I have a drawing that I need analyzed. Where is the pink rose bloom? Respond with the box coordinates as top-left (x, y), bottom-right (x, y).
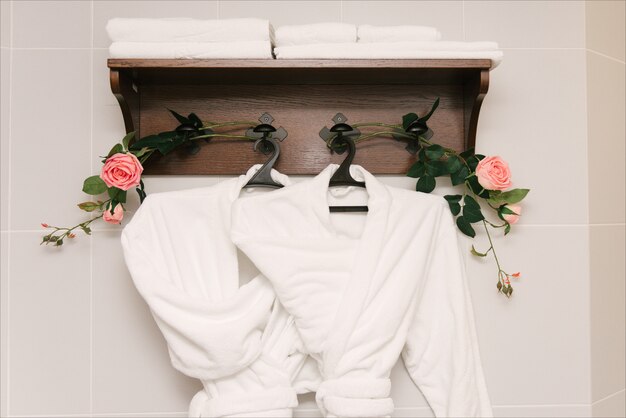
top-left (503, 204), bottom-right (521, 224)
top-left (475, 156), bottom-right (512, 191)
top-left (103, 204), bottom-right (124, 224)
top-left (100, 153), bottom-right (143, 191)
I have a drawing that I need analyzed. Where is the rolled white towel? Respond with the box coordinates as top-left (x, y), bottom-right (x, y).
top-left (358, 24), bottom-right (442, 42)
top-left (109, 41), bottom-right (273, 59)
top-left (274, 42), bottom-right (503, 68)
top-left (274, 22), bottom-right (356, 47)
top-left (106, 18), bottom-right (273, 43)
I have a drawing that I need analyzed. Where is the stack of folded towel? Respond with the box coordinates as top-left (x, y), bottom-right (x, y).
top-left (107, 18), bottom-right (274, 59)
top-left (273, 23), bottom-right (502, 67)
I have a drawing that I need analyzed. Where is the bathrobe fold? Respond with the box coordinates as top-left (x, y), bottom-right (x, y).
top-left (121, 166), bottom-right (319, 418)
top-left (231, 165), bottom-right (493, 418)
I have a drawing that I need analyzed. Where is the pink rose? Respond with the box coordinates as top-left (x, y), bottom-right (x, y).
top-left (475, 156), bottom-right (512, 191)
top-left (100, 153), bottom-right (143, 191)
top-left (503, 204), bottom-right (521, 224)
top-left (103, 203), bottom-right (124, 224)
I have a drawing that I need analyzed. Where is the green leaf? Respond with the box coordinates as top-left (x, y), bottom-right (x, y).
top-left (445, 194), bottom-right (463, 215)
top-left (77, 201), bottom-right (100, 212)
top-left (425, 144), bottom-right (444, 160)
top-left (425, 160), bottom-right (448, 177)
top-left (156, 136), bottom-right (184, 155)
top-left (444, 194), bottom-right (463, 204)
top-left (107, 143), bottom-right (124, 158)
top-left (417, 147), bottom-right (427, 162)
top-left (121, 131), bottom-right (135, 151)
top-left (446, 155), bottom-right (462, 173)
top-left (132, 147), bottom-right (151, 158)
top-left (107, 187), bottom-right (127, 203)
top-left (188, 113), bottom-right (203, 127)
top-left (471, 245), bottom-right (489, 257)
top-left (460, 148), bottom-right (475, 160)
top-left (407, 161), bottom-right (425, 178)
top-left (168, 109), bottom-right (190, 125)
top-left (129, 134), bottom-right (166, 150)
top-left (467, 154), bottom-right (485, 172)
top-left (504, 223), bottom-right (511, 235)
top-left (80, 225), bottom-right (92, 235)
top-left (491, 188), bottom-right (530, 205)
top-left (456, 216), bottom-right (476, 237)
top-left (402, 112), bottom-right (419, 130)
top-left (418, 97), bottom-right (440, 122)
top-left (450, 165), bottom-right (470, 186)
top-left (500, 206), bottom-right (518, 216)
top-left (467, 176), bottom-right (490, 198)
top-left (416, 175), bottom-right (436, 193)
top-left (82, 175), bottom-right (108, 195)
top-left (463, 195), bottom-right (484, 223)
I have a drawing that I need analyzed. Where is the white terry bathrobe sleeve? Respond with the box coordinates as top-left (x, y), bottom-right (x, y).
top-left (230, 165), bottom-right (492, 418)
top-left (121, 171), bottom-right (317, 418)
top-left (402, 208), bottom-right (493, 417)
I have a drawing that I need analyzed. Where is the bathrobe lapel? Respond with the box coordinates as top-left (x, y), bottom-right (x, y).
top-left (311, 166), bottom-right (392, 376)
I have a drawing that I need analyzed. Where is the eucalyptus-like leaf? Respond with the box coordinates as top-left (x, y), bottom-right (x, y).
top-left (77, 201), bottom-right (101, 212)
top-left (456, 216), bottom-right (476, 237)
top-left (121, 132), bottom-right (135, 151)
top-left (451, 165), bottom-right (470, 186)
top-left (463, 195), bottom-right (484, 223)
top-left (425, 160), bottom-right (448, 177)
top-left (407, 161), bottom-right (425, 178)
top-left (425, 144), bottom-right (444, 160)
top-left (402, 113), bottom-right (419, 130)
top-left (445, 195), bottom-right (462, 215)
top-left (82, 175), bottom-right (108, 195)
top-left (416, 175), bottom-right (436, 193)
top-left (418, 97), bottom-right (440, 122)
top-left (107, 187), bottom-right (127, 204)
top-left (446, 155), bottom-right (462, 173)
top-left (490, 188), bottom-right (530, 205)
top-left (471, 245), bottom-right (489, 257)
top-left (168, 109), bottom-right (190, 125)
top-left (107, 143), bottom-right (124, 158)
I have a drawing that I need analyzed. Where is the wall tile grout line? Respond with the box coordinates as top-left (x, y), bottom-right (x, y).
top-left (592, 388), bottom-right (626, 406)
top-left (89, 0), bottom-right (94, 415)
top-left (586, 48), bottom-right (626, 65)
top-left (6, 0), bottom-right (13, 414)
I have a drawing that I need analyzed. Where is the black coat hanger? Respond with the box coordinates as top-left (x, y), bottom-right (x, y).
top-left (325, 114), bottom-right (368, 213)
top-left (243, 114), bottom-right (287, 189)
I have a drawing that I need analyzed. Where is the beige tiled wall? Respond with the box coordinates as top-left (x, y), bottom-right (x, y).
top-left (0, 1), bottom-right (615, 417)
top-left (586, 1), bottom-right (626, 417)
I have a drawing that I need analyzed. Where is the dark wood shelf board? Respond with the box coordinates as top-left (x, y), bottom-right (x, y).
top-left (108, 58), bottom-right (490, 175)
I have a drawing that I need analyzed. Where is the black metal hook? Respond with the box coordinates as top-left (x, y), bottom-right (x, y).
top-left (243, 113), bottom-right (286, 189)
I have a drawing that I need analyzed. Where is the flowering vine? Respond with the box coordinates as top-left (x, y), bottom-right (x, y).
top-left (322, 99), bottom-right (530, 297)
top-left (43, 101), bottom-right (529, 298)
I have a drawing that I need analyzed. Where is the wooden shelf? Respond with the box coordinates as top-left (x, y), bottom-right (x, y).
top-left (108, 58), bottom-right (490, 175)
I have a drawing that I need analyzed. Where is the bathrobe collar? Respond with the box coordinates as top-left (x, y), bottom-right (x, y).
top-left (308, 164), bottom-right (392, 374)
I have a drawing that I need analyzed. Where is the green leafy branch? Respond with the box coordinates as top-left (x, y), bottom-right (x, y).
top-left (321, 98), bottom-right (530, 298)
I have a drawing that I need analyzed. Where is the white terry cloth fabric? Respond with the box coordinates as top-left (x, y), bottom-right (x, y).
top-left (357, 24), bottom-right (441, 42)
top-left (121, 166), bottom-right (321, 418)
top-left (274, 41), bottom-right (503, 68)
top-left (109, 41), bottom-right (273, 59)
top-left (106, 18), bottom-right (273, 43)
top-left (231, 164), bottom-right (493, 418)
top-left (274, 23), bottom-right (357, 47)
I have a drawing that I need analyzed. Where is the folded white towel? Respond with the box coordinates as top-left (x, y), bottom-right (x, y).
top-left (106, 18), bottom-right (273, 43)
top-left (358, 25), bottom-right (442, 42)
top-left (274, 22), bottom-right (356, 47)
top-left (274, 42), bottom-right (503, 68)
top-left (109, 41), bottom-right (273, 59)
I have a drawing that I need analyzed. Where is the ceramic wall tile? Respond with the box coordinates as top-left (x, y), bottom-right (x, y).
top-left (219, 1), bottom-right (341, 27)
top-left (586, 0), bottom-right (626, 62)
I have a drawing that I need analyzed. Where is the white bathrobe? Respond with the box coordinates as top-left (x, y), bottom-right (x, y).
top-left (231, 164), bottom-right (493, 418)
top-left (121, 166), bottom-right (320, 418)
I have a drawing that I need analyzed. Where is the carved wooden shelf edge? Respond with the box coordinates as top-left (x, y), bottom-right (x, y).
top-left (108, 59), bottom-right (491, 175)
